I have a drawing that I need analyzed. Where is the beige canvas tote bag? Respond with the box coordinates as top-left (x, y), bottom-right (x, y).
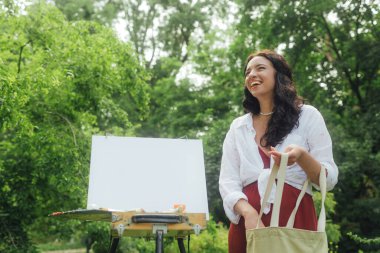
top-left (246, 153), bottom-right (328, 253)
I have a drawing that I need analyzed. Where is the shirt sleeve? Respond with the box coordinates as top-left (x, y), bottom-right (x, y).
top-left (306, 108), bottom-right (339, 191)
top-left (219, 125), bottom-right (247, 224)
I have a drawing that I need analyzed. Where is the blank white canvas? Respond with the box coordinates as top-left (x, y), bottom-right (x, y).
top-left (87, 136), bottom-right (209, 218)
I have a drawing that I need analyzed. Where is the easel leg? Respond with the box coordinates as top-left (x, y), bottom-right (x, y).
top-left (177, 237), bottom-right (186, 253)
top-left (108, 237), bottom-right (120, 253)
top-left (155, 230), bottom-right (164, 253)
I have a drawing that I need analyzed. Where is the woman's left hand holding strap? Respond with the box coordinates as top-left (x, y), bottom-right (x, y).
top-left (269, 145), bottom-right (322, 186)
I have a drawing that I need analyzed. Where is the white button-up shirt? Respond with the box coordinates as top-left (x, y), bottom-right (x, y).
top-left (219, 105), bottom-right (338, 224)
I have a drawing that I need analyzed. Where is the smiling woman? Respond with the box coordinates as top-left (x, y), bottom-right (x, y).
top-left (242, 50), bottom-right (303, 151)
top-left (219, 50), bottom-right (338, 253)
top-left (244, 56), bottom-right (276, 103)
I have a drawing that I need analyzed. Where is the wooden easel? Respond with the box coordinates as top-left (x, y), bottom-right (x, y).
top-left (51, 136), bottom-right (209, 252)
top-left (50, 209), bottom-right (207, 253)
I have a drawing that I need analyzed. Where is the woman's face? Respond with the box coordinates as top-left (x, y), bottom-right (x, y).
top-left (244, 56), bottom-right (276, 99)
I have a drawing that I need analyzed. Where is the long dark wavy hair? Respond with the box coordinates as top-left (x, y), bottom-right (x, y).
top-left (242, 49), bottom-right (304, 148)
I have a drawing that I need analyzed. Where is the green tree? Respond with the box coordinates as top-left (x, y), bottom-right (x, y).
top-left (224, 0), bottom-right (380, 251)
top-left (5, 1), bottom-right (378, 252)
top-left (0, 2), bottom-right (149, 251)
top-left (53, 0), bottom-right (119, 25)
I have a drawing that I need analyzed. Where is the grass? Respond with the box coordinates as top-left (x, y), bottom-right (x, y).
top-left (37, 240), bottom-right (87, 253)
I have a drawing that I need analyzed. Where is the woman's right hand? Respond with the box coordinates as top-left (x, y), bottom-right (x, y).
top-left (234, 199), bottom-right (265, 229)
top-left (243, 209), bottom-right (265, 229)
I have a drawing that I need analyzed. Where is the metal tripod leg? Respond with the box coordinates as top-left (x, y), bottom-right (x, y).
top-left (108, 237), bottom-right (120, 253)
top-left (155, 230), bottom-right (164, 253)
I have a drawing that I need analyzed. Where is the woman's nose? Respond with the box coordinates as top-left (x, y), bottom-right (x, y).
top-left (247, 70), bottom-right (257, 78)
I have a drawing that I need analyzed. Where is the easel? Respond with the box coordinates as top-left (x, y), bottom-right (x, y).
top-left (50, 209), bottom-right (207, 253)
top-left (50, 136), bottom-right (209, 252)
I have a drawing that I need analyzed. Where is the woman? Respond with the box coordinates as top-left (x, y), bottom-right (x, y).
top-left (219, 50), bottom-right (338, 253)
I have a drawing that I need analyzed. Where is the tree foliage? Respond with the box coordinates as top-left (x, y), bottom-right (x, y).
top-left (1, 0), bottom-right (380, 252)
top-left (0, 2), bottom-right (149, 251)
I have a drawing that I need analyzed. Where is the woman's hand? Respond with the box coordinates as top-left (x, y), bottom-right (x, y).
top-left (269, 145), bottom-right (323, 185)
top-left (234, 199), bottom-right (265, 229)
top-left (269, 144), bottom-right (306, 166)
top-left (243, 209), bottom-right (265, 229)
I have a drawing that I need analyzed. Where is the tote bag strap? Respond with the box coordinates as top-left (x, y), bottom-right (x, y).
top-left (270, 153), bottom-right (288, 227)
top-left (285, 166), bottom-right (327, 231)
top-left (286, 179), bottom-right (309, 228)
top-left (317, 166), bottom-right (327, 232)
top-left (257, 153), bottom-right (327, 232)
top-left (256, 153), bottom-right (288, 228)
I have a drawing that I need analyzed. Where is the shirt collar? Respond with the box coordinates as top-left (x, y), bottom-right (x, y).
top-left (234, 113), bottom-right (254, 131)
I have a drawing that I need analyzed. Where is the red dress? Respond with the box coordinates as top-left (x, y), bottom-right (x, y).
top-left (228, 148), bottom-right (317, 253)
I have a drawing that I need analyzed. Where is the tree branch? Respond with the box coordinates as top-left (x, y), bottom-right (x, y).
top-left (354, 0), bottom-right (363, 86)
top-left (320, 14), bottom-right (363, 108)
top-left (180, 26), bottom-right (190, 62)
top-left (141, 4), bottom-right (157, 53)
top-left (17, 40), bottom-right (31, 74)
top-left (47, 111), bottom-right (77, 147)
top-left (1, 219), bottom-right (17, 249)
top-left (122, 1), bottom-right (141, 56)
top-left (147, 32), bottom-right (156, 69)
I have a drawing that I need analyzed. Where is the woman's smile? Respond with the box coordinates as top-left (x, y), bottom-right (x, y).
top-left (248, 81), bottom-right (261, 88)
top-left (244, 56), bottom-right (276, 98)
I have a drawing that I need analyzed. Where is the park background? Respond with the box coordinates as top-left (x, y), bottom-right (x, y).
top-left (1, 0), bottom-right (379, 252)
